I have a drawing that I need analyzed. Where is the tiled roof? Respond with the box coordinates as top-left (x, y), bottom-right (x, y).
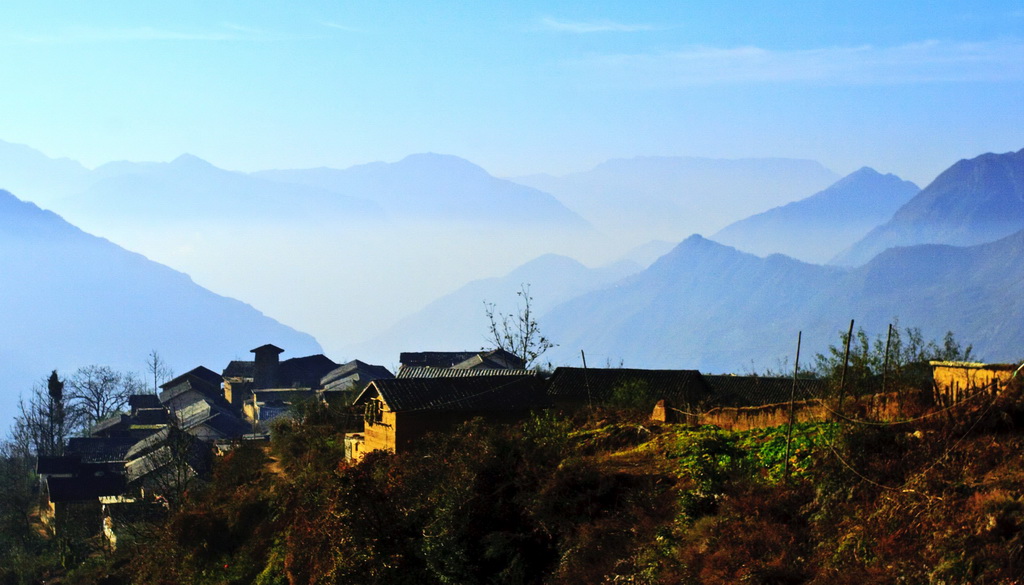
top-left (452, 349), bottom-right (526, 370)
top-left (223, 360), bottom-right (255, 379)
top-left (37, 455), bottom-right (83, 475)
top-left (161, 366), bottom-right (221, 390)
top-left (175, 401), bottom-right (250, 439)
top-left (355, 375), bottom-right (546, 413)
top-left (88, 414), bottom-right (129, 436)
top-left (547, 367), bottom-right (713, 407)
top-left (47, 474), bottom-right (126, 502)
top-left (132, 408), bottom-right (169, 426)
top-left (398, 367), bottom-right (536, 379)
top-left (321, 360), bottom-right (394, 388)
top-left (703, 375), bottom-right (830, 407)
top-left (129, 394), bottom-right (161, 412)
top-left (279, 354), bottom-right (339, 388)
top-left (65, 437), bottom-right (138, 462)
top-left (159, 377), bottom-right (224, 407)
top-left (399, 351), bottom-right (479, 369)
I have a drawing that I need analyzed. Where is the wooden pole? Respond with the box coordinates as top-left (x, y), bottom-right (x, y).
top-left (837, 319), bottom-right (854, 415)
top-left (882, 323), bottom-right (893, 394)
top-left (784, 331), bottom-right (802, 483)
top-left (581, 350), bottom-right (593, 409)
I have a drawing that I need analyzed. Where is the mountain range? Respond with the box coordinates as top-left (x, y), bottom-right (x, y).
top-left (350, 253), bottom-right (642, 366)
top-left (0, 189), bottom-right (321, 420)
top-left (3, 139), bottom-right (1023, 418)
top-left (711, 167), bottom-right (920, 264)
top-left (513, 156), bottom-right (839, 244)
top-left (833, 148), bottom-right (1024, 266)
top-left (255, 153), bottom-right (589, 227)
top-left (540, 148), bottom-right (1024, 370)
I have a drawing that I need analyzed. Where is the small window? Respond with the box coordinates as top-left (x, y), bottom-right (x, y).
top-left (364, 400), bottom-right (382, 425)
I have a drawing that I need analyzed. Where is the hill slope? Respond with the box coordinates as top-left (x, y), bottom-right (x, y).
top-left (0, 189), bottom-right (322, 422)
top-left (350, 253), bottom-right (640, 365)
top-left (712, 168), bottom-right (919, 263)
top-left (833, 148), bottom-right (1024, 266)
top-left (513, 156), bottom-right (839, 243)
top-left (542, 231), bottom-right (1024, 371)
top-left (255, 153), bottom-right (589, 227)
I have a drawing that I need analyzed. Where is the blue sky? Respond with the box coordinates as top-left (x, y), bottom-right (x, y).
top-left (0, 1), bottom-right (1022, 185)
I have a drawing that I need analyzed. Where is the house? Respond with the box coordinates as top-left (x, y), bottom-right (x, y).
top-left (349, 374), bottom-right (545, 461)
top-left (65, 436), bottom-right (139, 464)
top-left (397, 367), bottom-right (534, 379)
top-left (929, 361), bottom-right (1021, 405)
top-left (159, 366), bottom-right (225, 413)
top-left (86, 394), bottom-right (171, 439)
top-left (546, 367), bottom-right (713, 412)
top-left (37, 455), bottom-right (126, 537)
top-left (320, 360), bottom-right (395, 395)
top-left (172, 400), bottom-right (251, 442)
top-left (123, 427), bottom-right (214, 500)
top-left (222, 344), bottom-right (339, 415)
top-left (398, 349), bottom-right (527, 372)
top-left (702, 375), bottom-right (830, 408)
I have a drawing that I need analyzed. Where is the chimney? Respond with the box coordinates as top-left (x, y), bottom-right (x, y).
top-left (251, 344), bottom-right (284, 389)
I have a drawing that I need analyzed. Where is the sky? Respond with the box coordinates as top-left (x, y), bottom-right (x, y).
top-left (0, 1), bottom-right (1022, 186)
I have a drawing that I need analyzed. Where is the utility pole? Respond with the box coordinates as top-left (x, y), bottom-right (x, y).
top-left (837, 319), bottom-right (854, 415)
top-left (581, 350), bottom-right (592, 409)
top-left (783, 331), bottom-right (802, 483)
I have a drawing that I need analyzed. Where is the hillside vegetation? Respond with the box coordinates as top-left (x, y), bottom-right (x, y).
top-left (31, 380), bottom-right (1024, 585)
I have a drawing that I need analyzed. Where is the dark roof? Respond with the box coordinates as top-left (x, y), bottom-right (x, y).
top-left (160, 366), bottom-right (221, 390)
top-left (321, 360), bottom-right (395, 388)
top-left (452, 349), bottom-right (527, 370)
top-left (66, 437), bottom-right (139, 462)
top-left (703, 375), bottom-right (830, 407)
top-left (547, 367), bottom-right (713, 407)
top-left (47, 475), bottom-right (126, 502)
top-left (175, 401), bottom-right (251, 439)
top-left (223, 360), bottom-right (255, 379)
top-left (200, 411), bottom-right (252, 438)
top-left (132, 408), bottom-right (169, 426)
top-left (251, 344), bottom-right (285, 355)
top-left (278, 354), bottom-right (339, 388)
top-left (399, 351), bottom-right (480, 369)
top-left (159, 377), bottom-right (224, 407)
top-left (125, 433), bottom-right (213, 486)
top-left (129, 394), bottom-right (161, 412)
top-left (88, 414), bottom-right (129, 437)
top-left (398, 367), bottom-right (536, 379)
top-left (37, 455), bottom-right (83, 475)
top-left (354, 376), bottom-right (546, 413)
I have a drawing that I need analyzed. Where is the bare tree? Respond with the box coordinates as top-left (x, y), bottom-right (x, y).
top-left (483, 283), bottom-right (555, 369)
top-left (11, 372), bottom-right (73, 456)
top-left (66, 366), bottom-right (144, 432)
top-left (145, 350), bottom-right (174, 394)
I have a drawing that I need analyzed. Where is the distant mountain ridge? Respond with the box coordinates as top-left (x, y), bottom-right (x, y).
top-left (255, 153), bottom-right (589, 227)
top-left (512, 156), bottom-right (839, 244)
top-left (350, 253), bottom-right (640, 365)
top-left (712, 168), bottom-right (920, 263)
top-left (542, 229), bottom-right (1024, 372)
top-left (0, 189), bottom-right (322, 424)
top-left (832, 148), bottom-right (1024, 266)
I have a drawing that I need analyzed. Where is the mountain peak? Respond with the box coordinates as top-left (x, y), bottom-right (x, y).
top-left (169, 153), bottom-right (216, 170)
top-left (395, 153), bottom-right (489, 177)
top-left (832, 147), bottom-right (1024, 266)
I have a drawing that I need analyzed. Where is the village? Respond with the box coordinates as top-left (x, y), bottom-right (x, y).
top-left (33, 340), bottom-right (1021, 552)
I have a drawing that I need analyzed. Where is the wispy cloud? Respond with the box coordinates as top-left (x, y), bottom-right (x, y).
top-left (570, 39), bottom-right (1024, 85)
top-left (3, 24), bottom-right (292, 44)
top-left (322, 21), bottom-right (363, 33)
top-left (539, 16), bottom-right (662, 34)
